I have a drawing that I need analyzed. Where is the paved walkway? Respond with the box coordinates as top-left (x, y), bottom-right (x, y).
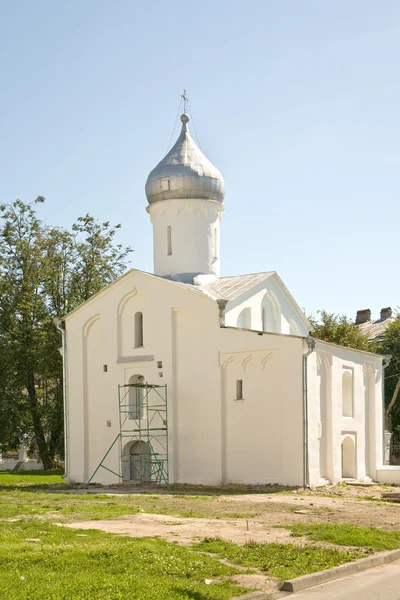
top-left (291, 559), bottom-right (400, 599)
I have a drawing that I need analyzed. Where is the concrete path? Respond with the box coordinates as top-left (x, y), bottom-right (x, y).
top-left (291, 559), bottom-right (400, 599)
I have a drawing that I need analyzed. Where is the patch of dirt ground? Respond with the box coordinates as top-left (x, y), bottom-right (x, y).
top-left (230, 573), bottom-right (276, 595)
top-left (60, 483), bottom-right (400, 530)
top-left (64, 512), bottom-right (295, 545)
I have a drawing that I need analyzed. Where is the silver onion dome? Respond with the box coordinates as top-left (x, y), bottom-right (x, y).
top-left (145, 114), bottom-right (225, 204)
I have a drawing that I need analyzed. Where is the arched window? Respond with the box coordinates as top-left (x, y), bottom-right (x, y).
top-left (261, 293), bottom-right (280, 333)
top-left (289, 319), bottom-right (300, 336)
top-left (237, 307), bottom-right (251, 329)
top-left (128, 375), bottom-right (146, 420)
top-left (213, 228), bottom-right (218, 259)
top-left (342, 370), bottom-right (353, 417)
top-left (134, 312), bottom-right (143, 348)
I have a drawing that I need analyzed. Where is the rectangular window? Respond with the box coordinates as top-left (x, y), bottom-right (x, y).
top-left (236, 379), bottom-right (243, 400)
top-left (213, 228), bottom-right (218, 259)
top-left (167, 225), bottom-right (172, 256)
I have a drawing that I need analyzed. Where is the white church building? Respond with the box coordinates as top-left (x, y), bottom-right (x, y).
top-left (62, 108), bottom-right (394, 488)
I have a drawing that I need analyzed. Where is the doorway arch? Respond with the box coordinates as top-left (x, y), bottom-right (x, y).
top-left (341, 436), bottom-right (356, 479)
top-left (122, 440), bottom-right (151, 483)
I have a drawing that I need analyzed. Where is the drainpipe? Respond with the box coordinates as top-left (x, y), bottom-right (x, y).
top-left (54, 317), bottom-right (68, 479)
top-left (382, 355), bottom-right (392, 462)
top-left (217, 299), bottom-right (228, 327)
top-left (303, 337), bottom-right (316, 488)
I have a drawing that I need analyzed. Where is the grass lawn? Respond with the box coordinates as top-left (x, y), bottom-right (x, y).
top-left (288, 523), bottom-right (400, 551)
top-left (193, 538), bottom-right (361, 581)
top-left (0, 473), bottom-right (251, 599)
top-left (0, 520), bottom-right (247, 600)
top-left (0, 471), bottom-right (65, 488)
top-left (0, 472), bottom-right (261, 521)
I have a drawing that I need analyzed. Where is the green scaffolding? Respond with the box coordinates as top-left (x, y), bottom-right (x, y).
top-left (88, 382), bottom-right (168, 485)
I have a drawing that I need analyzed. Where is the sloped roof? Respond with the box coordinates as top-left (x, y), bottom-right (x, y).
top-left (357, 317), bottom-right (395, 342)
top-left (197, 272), bottom-right (275, 301)
top-left (192, 271), bottom-right (310, 331)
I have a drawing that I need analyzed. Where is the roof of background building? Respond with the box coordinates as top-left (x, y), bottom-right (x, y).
top-left (357, 317), bottom-right (395, 342)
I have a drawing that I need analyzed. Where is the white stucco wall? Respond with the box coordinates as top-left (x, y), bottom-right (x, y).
top-left (307, 341), bottom-right (384, 486)
top-left (148, 199), bottom-right (223, 278)
top-left (224, 275), bottom-right (309, 337)
top-left (64, 269), bottom-right (388, 488)
top-left (376, 467), bottom-right (400, 484)
top-left (65, 269), bottom-right (305, 486)
top-left (219, 328), bottom-right (304, 486)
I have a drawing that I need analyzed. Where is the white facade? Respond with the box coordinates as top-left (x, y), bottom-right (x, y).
top-left (64, 269), bottom-right (306, 486)
top-left (307, 342), bottom-right (384, 486)
top-left (63, 268), bottom-right (387, 488)
top-left (62, 107), bottom-right (391, 487)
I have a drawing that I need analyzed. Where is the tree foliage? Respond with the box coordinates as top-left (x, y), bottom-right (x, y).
top-left (0, 198), bottom-right (132, 467)
top-left (375, 315), bottom-right (400, 430)
top-left (309, 310), bottom-right (372, 351)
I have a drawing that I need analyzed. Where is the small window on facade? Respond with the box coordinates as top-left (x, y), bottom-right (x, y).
top-left (134, 312), bottom-right (143, 348)
top-left (236, 379), bottom-right (243, 400)
top-left (167, 225), bottom-right (172, 256)
top-left (213, 228), bottom-right (218, 259)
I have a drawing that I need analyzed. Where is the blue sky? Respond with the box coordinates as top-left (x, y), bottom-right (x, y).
top-left (1, 1), bottom-right (399, 320)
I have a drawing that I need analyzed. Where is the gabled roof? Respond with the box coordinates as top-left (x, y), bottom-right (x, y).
top-left (195, 271), bottom-right (310, 331)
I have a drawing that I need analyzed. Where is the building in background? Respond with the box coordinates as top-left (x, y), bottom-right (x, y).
top-left (355, 307), bottom-right (395, 342)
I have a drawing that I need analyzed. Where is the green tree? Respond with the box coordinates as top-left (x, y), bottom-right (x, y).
top-left (0, 199), bottom-right (132, 467)
top-left (309, 310), bottom-right (372, 351)
top-left (375, 315), bottom-right (400, 431)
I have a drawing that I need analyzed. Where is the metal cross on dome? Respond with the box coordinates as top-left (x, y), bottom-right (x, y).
top-left (181, 89), bottom-right (189, 114)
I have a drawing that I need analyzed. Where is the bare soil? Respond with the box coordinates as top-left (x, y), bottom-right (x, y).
top-left (63, 483), bottom-right (400, 531)
top-left (64, 512), bottom-right (295, 545)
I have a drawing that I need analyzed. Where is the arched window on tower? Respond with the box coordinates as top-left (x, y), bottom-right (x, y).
top-left (134, 312), bottom-right (144, 348)
top-left (167, 226), bottom-right (172, 256)
top-left (213, 228), bottom-right (218, 259)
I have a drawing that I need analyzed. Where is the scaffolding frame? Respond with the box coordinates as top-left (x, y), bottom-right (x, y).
top-left (88, 382), bottom-right (168, 485)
